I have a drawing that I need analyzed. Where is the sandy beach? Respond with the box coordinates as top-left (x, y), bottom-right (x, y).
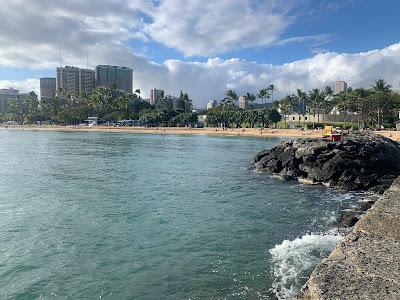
top-left (2, 125), bottom-right (400, 141)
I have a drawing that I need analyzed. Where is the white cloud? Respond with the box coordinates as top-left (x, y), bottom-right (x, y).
top-left (151, 43), bottom-right (400, 106)
top-left (140, 0), bottom-right (296, 56)
top-left (0, 0), bottom-right (302, 69)
top-left (0, 79), bottom-right (40, 95)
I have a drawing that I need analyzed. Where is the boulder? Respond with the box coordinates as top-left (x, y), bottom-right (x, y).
top-left (251, 133), bottom-right (400, 193)
top-left (339, 211), bottom-right (359, 228)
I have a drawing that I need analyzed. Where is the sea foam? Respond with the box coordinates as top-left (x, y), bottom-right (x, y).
top-left (269, 230), bottom-right (343, 300)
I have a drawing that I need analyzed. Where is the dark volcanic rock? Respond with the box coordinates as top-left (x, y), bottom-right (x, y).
top-left (252, 133), bottom-right (400, 193)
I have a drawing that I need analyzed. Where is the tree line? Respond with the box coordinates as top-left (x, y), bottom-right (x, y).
top-left (1, 78), bottom-right (399, 129)
top-left (206, 104), bottom-right (281, 128)
top-left (275, 79), bottom-right (400, 128)
top-left (0, 86), bottom-right (198, 127)
top-left (215, 79), bottom-right (400, 128)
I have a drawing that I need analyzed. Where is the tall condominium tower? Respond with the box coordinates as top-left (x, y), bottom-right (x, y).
top-left (56, 66), bottom-right (95, 97)
top-left (0, 88), bottom-right (19, 113)
top-left (40, 78), bottom-right (56, 99)
top-left (79, 69), bottom-right (96, 94)
top-left (149, 88), bottom-right (164, 105)
top-left (334, 81), bottom-right (348, 95)
top-left (239, 96), bottom-right (248, 109)
top-left (96, 65), bottom-right (133, 93)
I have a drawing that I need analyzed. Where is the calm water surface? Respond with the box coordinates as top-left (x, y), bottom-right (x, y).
top-left (0, 130), bottom-right (365, 299)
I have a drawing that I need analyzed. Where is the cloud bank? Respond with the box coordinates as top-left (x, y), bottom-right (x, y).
top-left (2, 43), bottom-right (400, 107)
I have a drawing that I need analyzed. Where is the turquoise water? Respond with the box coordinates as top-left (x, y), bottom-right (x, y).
top-left (0, 130), bottom-right (365, 299)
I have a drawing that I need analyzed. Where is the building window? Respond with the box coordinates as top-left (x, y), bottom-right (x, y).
top-left (305, 117), bottom-right (308, 120)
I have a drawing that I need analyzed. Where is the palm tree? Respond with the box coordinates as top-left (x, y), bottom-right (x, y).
top-left (135, 89), bottom-right (141, 99)
top-left (372, 79), bottom-right (392, 93)
top-left (296, 89), bottom-right (307, 126)
top-left (225, 89), bottom-right (238, 106)
top-left (308, 89), bottom-right (323, 128)
top-left (371, 79), bottom-right (392, 128)
top-left (281, 95), bottom-right (294, 127)
top-left (244, 92), bottom-right (256, 108)
top-left (349, 88), bottom-right (369, 128)
top-left (324, 86), bottom-right (333, 96)
top-left (333, 91), bottom-right (349, 127)
top-left (257, 88), bottom-right (270, 107)
top-left (183, 93), bottom-right (192, 112)
top-left (267, 84), bottom-right (275, 102)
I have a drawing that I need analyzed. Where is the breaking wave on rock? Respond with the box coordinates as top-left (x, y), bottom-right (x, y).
top-left (269, 230), bottom-right (343, 300)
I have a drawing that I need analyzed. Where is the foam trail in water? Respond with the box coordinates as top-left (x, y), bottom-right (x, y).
top-left (269, 230), bottom-right (343, 300)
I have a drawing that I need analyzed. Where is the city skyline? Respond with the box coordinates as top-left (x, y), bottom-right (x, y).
top-left (0, 1), bottom-right (399, 106)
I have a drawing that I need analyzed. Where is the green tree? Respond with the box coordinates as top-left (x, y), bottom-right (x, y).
top-left (295, 89), bottom-right (307, 126)
top-left (267, 108), bottom-right (281, 126)
top-left (224, 89), bottom-right (238, 106)
top-left (308, 89), bottom-right (324, 128)
top-left (257, 88), bottom-right (270, 107)
top-left (135, 89), bottom-right (141, 99)
top-left (244, 92), bottom-right (256, 108)
top-left (324, 86), bottom-right (333, 96)
top-left (372, 79), bottom-right (392, 93)
top-left (267, 84), bottom-right (275, 102)
top-left (280, 94), bottom-right (295, 127)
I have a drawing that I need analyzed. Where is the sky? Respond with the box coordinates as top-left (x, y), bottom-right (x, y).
top-left (0, 0), bottom-right (399, 107)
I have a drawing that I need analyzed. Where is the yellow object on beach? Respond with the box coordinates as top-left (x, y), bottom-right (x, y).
top-left (323, 126), bottom-right (333, 137)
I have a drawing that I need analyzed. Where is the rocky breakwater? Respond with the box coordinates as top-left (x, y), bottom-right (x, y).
top-left (297, 176), bottom-right (400, 299)
top-left (251, 133), bottom-right (400, 194)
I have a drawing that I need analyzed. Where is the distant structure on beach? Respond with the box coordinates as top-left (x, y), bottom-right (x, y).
top-left (334, 80), bottom-right (348, 95)
top-left (0, 88), bottom-right (35, 113)
top-left (206, 100), bottom-right (217, 110)
top-left (239, 95), bottom-right (248, 109)
top-left (149, 88), bottom-right (164, 105)
top-left (0, 88), bottom-right (19, 113)
top-left (56, 66), bottom-right (95, 97)
top-left (169, 95), bottom-right (180, 111)
top-left (40, 78), bottom-right (56, 99)
top-left (96, 65), bottom-right (133, 93)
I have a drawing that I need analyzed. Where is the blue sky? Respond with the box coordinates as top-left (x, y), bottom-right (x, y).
top-left (127, 0), bottom-right (400, 65)
top-left (0, 0), bottom-right (399, 106)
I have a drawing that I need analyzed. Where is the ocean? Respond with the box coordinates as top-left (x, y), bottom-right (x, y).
top-left (0, 130), bottom-right (366, 299)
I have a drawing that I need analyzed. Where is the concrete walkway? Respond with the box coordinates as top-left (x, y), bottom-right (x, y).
top-left (299, 177), bottom-right (400, 299)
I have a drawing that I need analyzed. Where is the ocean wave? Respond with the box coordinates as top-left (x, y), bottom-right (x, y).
top-left (269, 230), bottom-right (343, 300)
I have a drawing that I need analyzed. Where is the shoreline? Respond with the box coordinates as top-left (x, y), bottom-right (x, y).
top-left (2, 125), bottom-right (400, 141)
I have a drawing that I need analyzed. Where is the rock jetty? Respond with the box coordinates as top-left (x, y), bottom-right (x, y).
top-left (298, 176), bottom-right (400, 299)
top-left (251, 133), bottom-right (400, 193)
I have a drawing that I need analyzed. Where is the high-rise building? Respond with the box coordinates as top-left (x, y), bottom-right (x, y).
top-left (57, 66), bottom-right (79, 97)
top-left (334, 81), bottom-right (348, 95)
top-left (0, 88), bottom-right (19, 113)
top-left (56, 66), bottom-right (95, 97)
top-left (79, 69), bottom-right (96, 94)
top-left (239, 96), bottom-right (247, 109)
top-left (96, 65), bottom-right (133, 93)
top-left (169, 95), bottom-right (180, 111)
top-left (40, 78), bottom-right (56, 99)
top-left (206, 100), bottom-right (217, 110)
top-left (149, 88), bottom-right (164, 105)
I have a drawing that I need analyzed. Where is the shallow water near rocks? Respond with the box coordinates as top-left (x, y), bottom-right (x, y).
top-left (0, 130), bottom-right (366, 299)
